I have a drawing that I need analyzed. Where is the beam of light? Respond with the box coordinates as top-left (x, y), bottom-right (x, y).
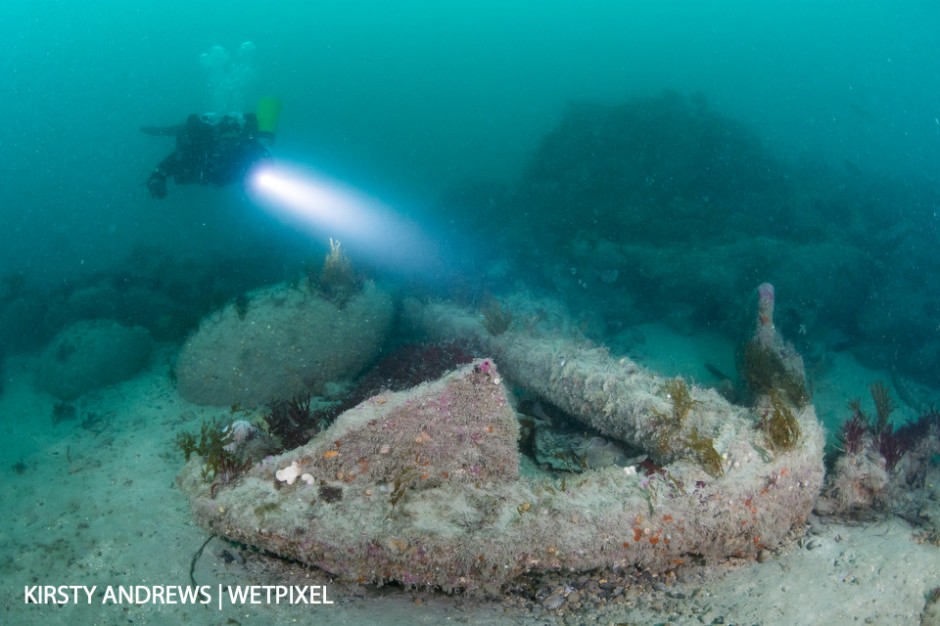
top-left (249, 162), bottom-right (441, 276)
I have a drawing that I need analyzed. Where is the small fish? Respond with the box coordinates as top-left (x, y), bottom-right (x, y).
top-left (704, 362), bottom-right (730, 382)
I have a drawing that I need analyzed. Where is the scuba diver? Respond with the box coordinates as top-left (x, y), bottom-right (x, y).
top-left (142, 97), bottom-right (280, 199)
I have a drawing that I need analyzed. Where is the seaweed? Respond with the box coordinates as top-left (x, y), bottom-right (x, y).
top-left (360, 341), bottom-right (475, 392)
top-left (175, 417), bottom-right (249, 482)
top-left (869, 381), bottom-right (895, 435)
top-left (663, 377), bottom-right (696, 422)
top-left (651, 377), bottom-right (696, 455)
top-left (761, 390), bottom-right (801, 452)
top-left (877, 429), bottom-right (904, 471)
top-left (298, 341), bottom-right (476, 442)
top-left (265, 393), bottom-right (320, 452)
top-left (894, 404), bottom-right (940, 452)
top-left (838, 406), bottom-right (868, 454)
top-left (836, 390), bottom-right (934, 471)
top-left (740, 339), bottom-right (808, 406)
top-left (685, 427), bottom-right (724, 477)
top-left (390, 467), bottom-right (419, 507)
top-left (308, 238), bottom-right (362, 306)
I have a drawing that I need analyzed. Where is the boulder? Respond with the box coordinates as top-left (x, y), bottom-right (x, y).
top-left (35, 319), bottom-right (153, 400)
top-left (175, 281), bottom-right (394, 407)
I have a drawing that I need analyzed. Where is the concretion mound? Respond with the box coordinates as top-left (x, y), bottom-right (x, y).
top-left (35, 319), bottom-right (153, 400)
top-left (178, 301), bottom-right (824, 594)
top-left (175, 281), bottom-right (394, 407)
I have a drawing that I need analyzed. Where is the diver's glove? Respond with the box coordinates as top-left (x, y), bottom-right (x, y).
top-left (146, 171), bottom-right (167, 199)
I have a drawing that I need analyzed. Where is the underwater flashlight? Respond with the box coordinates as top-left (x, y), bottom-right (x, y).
top-left (250, 162), bottom-right (438, 275)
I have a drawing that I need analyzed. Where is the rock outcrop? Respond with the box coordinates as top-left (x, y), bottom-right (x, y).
top-left (175, 281), bottom-right (394, 407)
top-left (35, 319), bottom-right (153, 400)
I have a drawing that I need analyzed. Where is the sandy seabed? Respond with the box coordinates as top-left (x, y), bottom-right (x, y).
top-left (1, 340), bottom-right (937, 626)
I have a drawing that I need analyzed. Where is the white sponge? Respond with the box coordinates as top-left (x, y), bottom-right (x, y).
top-left (275, 461), bottom-right (302, 485)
